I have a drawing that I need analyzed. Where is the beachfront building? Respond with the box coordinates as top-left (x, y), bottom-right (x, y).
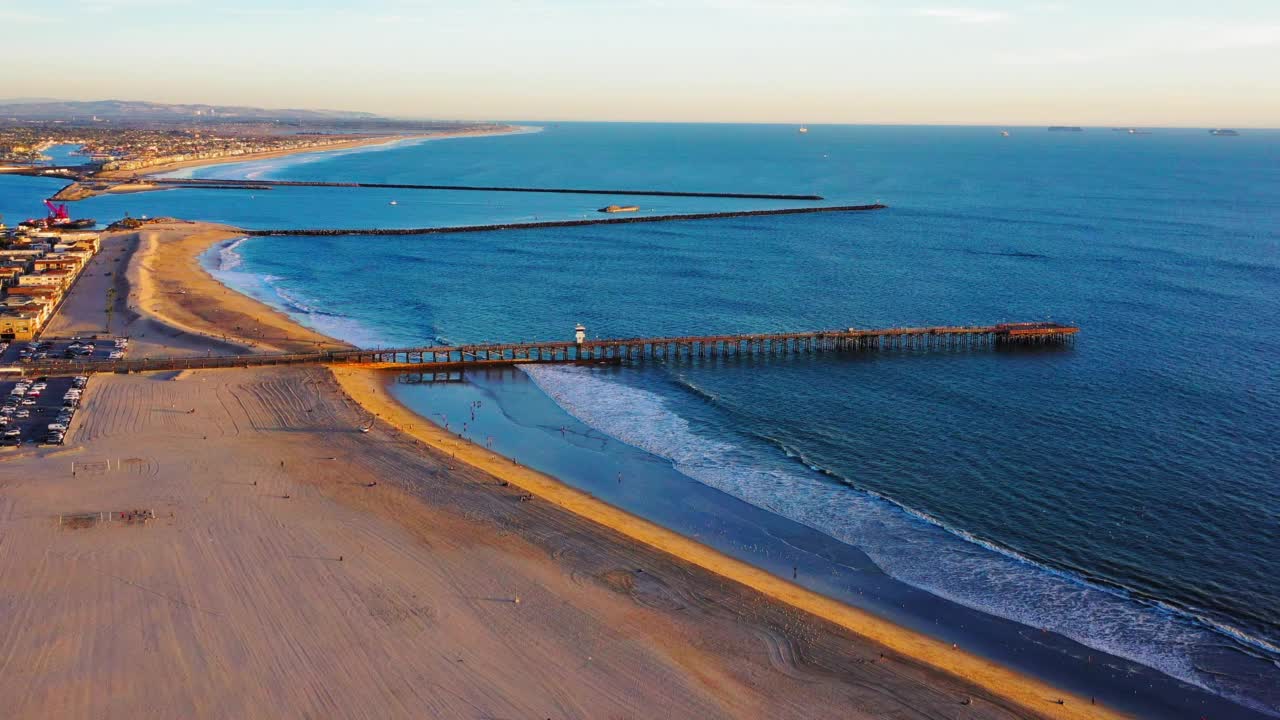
top-left (0, 267), bottom-right (21, 289)
top-left (32, 257), bottom-right (84, 273)
top-left (17, 270), bottom-right (74, 291)
top-left (0, 231), bottom-right (99, 340)
top-left (0, 302), bottom-right (50, 341)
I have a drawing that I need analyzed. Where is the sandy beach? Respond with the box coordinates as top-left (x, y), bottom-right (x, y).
top-left (0, 221), bottom-right (1119, 719)
top-left (45, 127), bottom-right (517, 201)
top-left (89, 127), bottom-right (516, 182)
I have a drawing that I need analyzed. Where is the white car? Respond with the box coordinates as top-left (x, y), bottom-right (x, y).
top-left (109, 352), bottom-right (124, 360)
top-left (47, 423), bottom-right (67, 432)
top-left (15, 409), bottom-right (30, 418)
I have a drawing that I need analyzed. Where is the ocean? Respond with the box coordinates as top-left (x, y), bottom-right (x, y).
top-left (10, 124), bottom-right (1279, 716)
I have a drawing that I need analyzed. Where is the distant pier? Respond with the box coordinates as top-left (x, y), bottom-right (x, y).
top-left (12, 323), bottom-right (1078, 377)
top-left (243, 204), bottom-right (887, 237)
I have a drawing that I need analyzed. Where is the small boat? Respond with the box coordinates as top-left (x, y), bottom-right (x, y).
top-left (599, 205), bottom-right (640, 213)
top-left (798, 126), bottom-right (809, 134)
top-left (388, 200), bottom-right (398, 206)
top-left (1209, 128), bottom-right (1239, 136)
top-left (1000, 130), bottom-right (1010, 137)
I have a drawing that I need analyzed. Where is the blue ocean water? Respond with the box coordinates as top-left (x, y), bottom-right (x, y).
top-left (9, 124), bottom-right (1278, 714)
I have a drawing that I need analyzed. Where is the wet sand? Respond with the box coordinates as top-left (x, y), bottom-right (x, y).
top-left (0, 222), bottom-right (1115, 719)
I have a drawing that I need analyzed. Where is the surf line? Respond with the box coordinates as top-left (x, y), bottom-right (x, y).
top-left (243, 204), bottom-right (888, 237)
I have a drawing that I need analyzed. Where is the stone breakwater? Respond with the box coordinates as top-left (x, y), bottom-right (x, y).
top-left (243, 204), bottom-right (888, 236)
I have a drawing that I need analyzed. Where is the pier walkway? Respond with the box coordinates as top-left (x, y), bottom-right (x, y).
top-left (9, 323), bottom-right (1078, 378)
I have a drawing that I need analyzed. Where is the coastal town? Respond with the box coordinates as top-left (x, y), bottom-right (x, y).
top-left (0, 103), bottom-right (507, 177)
top-left (1, 124), bottom-right (385, 171)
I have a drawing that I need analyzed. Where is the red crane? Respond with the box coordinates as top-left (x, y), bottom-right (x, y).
top-left (44, 200), bottom-right (70, 221)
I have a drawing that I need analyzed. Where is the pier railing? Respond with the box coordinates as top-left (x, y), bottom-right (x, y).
top-left (8, 323), bottom-right (1077, 377)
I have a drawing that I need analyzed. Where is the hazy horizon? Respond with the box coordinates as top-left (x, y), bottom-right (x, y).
top-left (4, 1), bottom-right (1278, 127)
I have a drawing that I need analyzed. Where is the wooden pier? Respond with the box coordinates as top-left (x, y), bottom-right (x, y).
top-left (10, 323), bottom-right (1078, 377)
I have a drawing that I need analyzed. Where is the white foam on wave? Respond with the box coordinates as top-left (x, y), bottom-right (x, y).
top-left (216, 237), bottom-right (248, 272)
top-left (521, 364), bottom-right (1278, 712)
top-left (200, 240), bottom-right (391, 350)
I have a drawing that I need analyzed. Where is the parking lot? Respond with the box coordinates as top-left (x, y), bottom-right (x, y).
top-left (1, 375), bottom-right (88, 447)
top-left (0, 335), bottom-right (130, 365)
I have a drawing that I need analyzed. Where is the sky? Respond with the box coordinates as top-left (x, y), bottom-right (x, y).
top-left (1, 0), bottom-right (1278, 126)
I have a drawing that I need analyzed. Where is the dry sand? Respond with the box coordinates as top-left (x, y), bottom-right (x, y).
top-left (125, 222), bottom-right (351, 355)
top-left (0, 222), bottom-right (1119, 719)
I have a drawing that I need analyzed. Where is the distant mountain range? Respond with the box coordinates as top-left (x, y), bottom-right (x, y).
top-left (0, 99), bottom-right (381, 122)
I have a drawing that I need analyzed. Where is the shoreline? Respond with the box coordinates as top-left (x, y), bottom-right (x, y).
top-left (55, 126), bottom-right (522, 199)
top-left (0, 219), bottom-right (1088, 718)
top-left (122, 220), bottom-right (1118, 718)
top-left (103, 126), bottom-right (520, 179)
top-left (335, 366), bottom-right (1119, 720)
top-left (5, 120), bottom-right (1274, 712)
top-left (120, 222), bottom-right (352, 354)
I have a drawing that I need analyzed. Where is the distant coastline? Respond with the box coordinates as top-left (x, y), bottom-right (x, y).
top-left (51, 125), bottom-right (523, 200)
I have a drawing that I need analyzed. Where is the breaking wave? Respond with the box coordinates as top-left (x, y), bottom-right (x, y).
top-left (522, 363), bottom-right (1280, 716)
top-left (216, 237), bottom-right (248, 272)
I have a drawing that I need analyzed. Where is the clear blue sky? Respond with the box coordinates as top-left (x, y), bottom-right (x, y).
top-left (3, 0), bottom-right (1277, 126)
